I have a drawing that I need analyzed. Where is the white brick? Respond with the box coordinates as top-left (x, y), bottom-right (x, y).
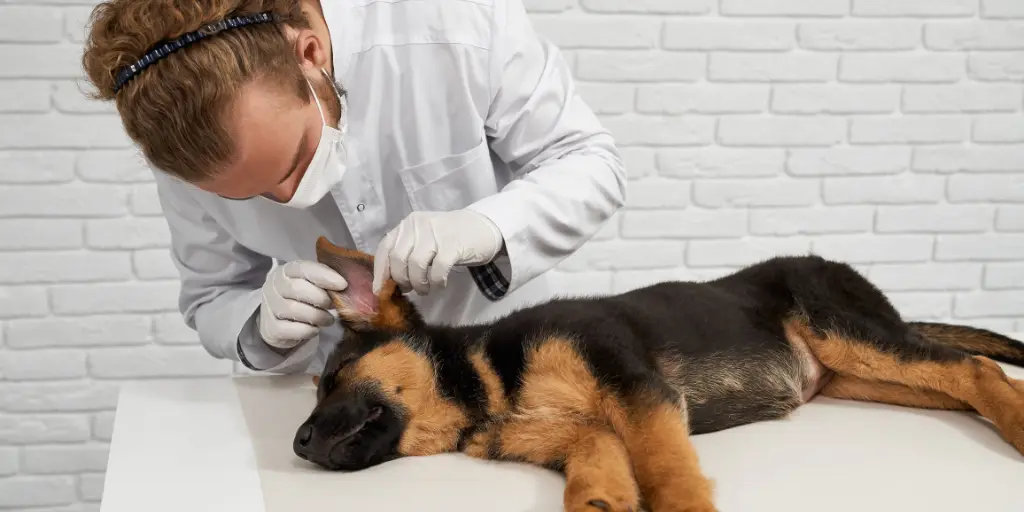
top-left (154, 313), bottom-right (199, 345)
top-left (0, 6), bottom-right (63, 42)
top-left (954, 291), bottom-right (1024, 317)
top-left (0, 286), bottom-right (48, 319)
top-left (718, 116), bottom-right (846, 147)
top-left (664, 21), bottom-right (795, 50)
top-left (559, 241), bottom-right (685, 272)
top-left (876, 205), bottom-right (994, 233)
top-left (996, 207), bottom-right (1024, 231)
top-left (134, 249), bottom-right (180, 280)
top-left (0, 184), bottom-right (128, 217)
top-left (88, 347), bottom-right (232, 378)
top-left (546, 271), bottom-right (613, 297)
top-left (854, 0), bottom-right (976, 17)
top-left (92, 411), bottom-right (116, 441)
top-left (687, 238), bottom-right (811, 267)
top-left (869, 263), bottom-right (983, 291)
top-left (0, 80), bottom-right (51, 112)
top-left (948, 174), bottom-right (1024, 203)
top-left (0, 219), bottom-right (82, 250)
top-left (624, 179), bottom-right (691, 208)
top-left (985, 263), bottom-right (1024, 289)
top-left (0, 476), bottom-right (76, 508)
top-left (580, 0), bottom-right (712, 13)
top-left (824, 174), bottom-right (945, 204)
top-left (0, 350), bottom-right (87, 381)
top-left (841, 53), bottom-right (965, 83)
top-left (80, 473), bottom-right (106, 502)
top-left (50, 281), bottom-right (180, 315)
top-left (619, 148), bottom-right (656, 179)
top-left (659, 148), bottom-right (785, 178)
top-left (576, 52), bottom-right (705, 82)
top-left (54, 81), bottom-right (114, 114)
top-left (613, 267), bottom-right (733, 294)
top-left (592, 213), bottom-right (620, 241)
top-left (64, 6), bottom-right (94, 43)
top-left (721, 0), bottom-right (848, 16)
top-left (0, 150), bottom-right (75, 183)
top-left (850, 116), bottom-right (969, 144)
top-left (974, 115), bottom-right (1024, 142)
top-left (637, 85), bottom-right (769, 114)
top-left (983, 0), bottom-right (1024, 18)
top-left (0, 414), bottom-right (90, 444)
top-left (913, 145), bottom-right (1024, 173)
top-left (24, 444), bottom-right (109, 474)
top-left (85, 218), bottom-right (171, 249)
top-left (693, 179), bottom-right (819, 208)
top-left (935, 234), bottom-right (1024, 260)
top-left (601, 115), bottom-right (715, 146)
top-left (131, 184), bottom-right (165, 215)
top-left (0, 446), bottom-right (17, 476)
top-left (622, 209), bottom-right (748, 239)
top-left (810, 235), bottom-right (934, 263)
top-left (787, 147), bottom-right (910, 176)
top-left (968, 52), bottom-right (1024, 81)
top-left (0, 114), bottom-right (131, 148)
top-left (532, 17), bottom-right (659, 49)
top-left (76, 150), bottom-right (154, 183)
top-left (0, 381), bottom-right (120, 412)
top-left (887, 292), bottom-right (954, 320)
top-left (709, 53), bottom-right (837, 82)
top-left (903, 84), bottom-right (1022, 113)
top-left (750, 206), bottom-right (875, 235)
top-left (0, 45), bottom-right (86, 78)
top-left (798, 21), bottom-right (922, 51)
top-left (925, 22), bottom-right (1024, 50)
top-left (577, 84), bottom-right (635, 115)
top-left (0, 251), bottom-right (131, 284)
top-left (5, 315), bottom-right (152, 348)
top-left (772, 85), bottom-right (900, 114)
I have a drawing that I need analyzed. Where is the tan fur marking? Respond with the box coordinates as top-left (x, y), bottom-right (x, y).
top-left (468, 348), bottom-right (508, 416)
top-left (789, 319), bottom-right (1024, 455)
top-left (349, 341), bottom-right (469, 456)
top-left (610, 401), bottom-right (716, 512)
top-left (821, 375), bottom-right (970, 410)
top-left (562, 426), bottom-right (640, 512)
top-left (913, 323), bottom-right (1024, 361)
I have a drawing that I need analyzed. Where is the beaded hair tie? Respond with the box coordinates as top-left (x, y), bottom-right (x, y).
top-left (112, 11), bottom-right (277, 94)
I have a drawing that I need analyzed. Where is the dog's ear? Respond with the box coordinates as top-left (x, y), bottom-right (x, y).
top-left (315, 236), bottom-right (419, 331)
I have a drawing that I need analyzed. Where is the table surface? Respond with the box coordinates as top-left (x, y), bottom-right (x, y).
top-left (100, 364), bottom-right (1024, 512)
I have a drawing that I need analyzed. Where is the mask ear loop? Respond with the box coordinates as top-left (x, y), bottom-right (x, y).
top-left (304, 76), bottom-right (328, 125)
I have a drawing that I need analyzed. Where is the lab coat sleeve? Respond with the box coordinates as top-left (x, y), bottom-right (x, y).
top-left (465, 0), bottom-right (627, 295)
top-left (154, 173), bottom-right (319, 374)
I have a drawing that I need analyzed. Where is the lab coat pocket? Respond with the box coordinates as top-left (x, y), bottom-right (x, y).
top-left (398, 140), bottom-right (498, 213)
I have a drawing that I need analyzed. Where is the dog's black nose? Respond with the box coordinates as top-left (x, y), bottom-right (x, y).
top-left (296, 424), bottom-right (313, 447)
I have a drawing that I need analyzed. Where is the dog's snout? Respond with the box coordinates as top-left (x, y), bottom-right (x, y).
top-left (296, 424), bottom-right (313, 447)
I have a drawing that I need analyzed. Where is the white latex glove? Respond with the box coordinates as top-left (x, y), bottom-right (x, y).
top-left (257, 260), bottom-right (349, 349)
top-left (372, 209), bottom-right (504, 295)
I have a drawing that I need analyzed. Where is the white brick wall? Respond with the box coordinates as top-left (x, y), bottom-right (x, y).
top-left (0, 0), bottom-right (1022, 509)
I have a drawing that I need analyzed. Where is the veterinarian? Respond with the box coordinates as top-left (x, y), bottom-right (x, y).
top-left (81, 0), bottom-right (626, 375)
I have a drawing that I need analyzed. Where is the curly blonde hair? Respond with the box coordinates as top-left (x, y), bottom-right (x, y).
top-left (81, 0), bottom-right (312, 181)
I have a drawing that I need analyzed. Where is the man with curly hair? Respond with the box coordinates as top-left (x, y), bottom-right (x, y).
top-left (81, 0), bottom-right (627, 375)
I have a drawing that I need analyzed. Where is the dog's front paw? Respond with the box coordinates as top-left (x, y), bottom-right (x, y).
top-left (564, 483), bottom-right (639, 512)
top-left (565, 495), bottom-right (637, 512)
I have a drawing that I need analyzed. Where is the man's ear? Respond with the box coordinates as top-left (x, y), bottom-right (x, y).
top-left (315, 236), bottom-right (417, 331)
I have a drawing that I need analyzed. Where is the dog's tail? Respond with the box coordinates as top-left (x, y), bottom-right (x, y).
top-left (909, 322), bottom-right (1024, 368)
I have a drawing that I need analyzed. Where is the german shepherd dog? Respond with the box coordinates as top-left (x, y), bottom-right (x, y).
top-left (294, 236), bottom-right (1024, 512)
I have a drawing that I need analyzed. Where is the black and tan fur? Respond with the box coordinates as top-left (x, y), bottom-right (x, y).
top-left (294, 236), bottom-right (1024, 512)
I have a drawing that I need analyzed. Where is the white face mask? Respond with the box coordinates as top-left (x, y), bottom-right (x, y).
top-left (278, 68), bottom-right (347, 209)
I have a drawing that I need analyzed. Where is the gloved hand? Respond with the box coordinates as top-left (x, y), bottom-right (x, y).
top-left (257, 260), bottom-right (349, 349)
top-left (372, 209), bottom-right (504, 295)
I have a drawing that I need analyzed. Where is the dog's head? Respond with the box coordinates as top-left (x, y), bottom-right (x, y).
top-left (292, 237), bottom-right (470, 471)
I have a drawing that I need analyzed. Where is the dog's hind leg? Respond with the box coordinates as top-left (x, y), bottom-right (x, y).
top-left (785, 316), bottom-right (1024, 455)
top-left (819, 374), bottom-right (970, 410)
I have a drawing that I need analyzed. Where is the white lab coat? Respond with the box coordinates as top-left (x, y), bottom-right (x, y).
top-left (154, 0), bottom-right (626, 375)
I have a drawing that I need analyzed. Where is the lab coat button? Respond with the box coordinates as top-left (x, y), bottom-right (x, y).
top-left (356, 204), bottom-right (365, 212)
